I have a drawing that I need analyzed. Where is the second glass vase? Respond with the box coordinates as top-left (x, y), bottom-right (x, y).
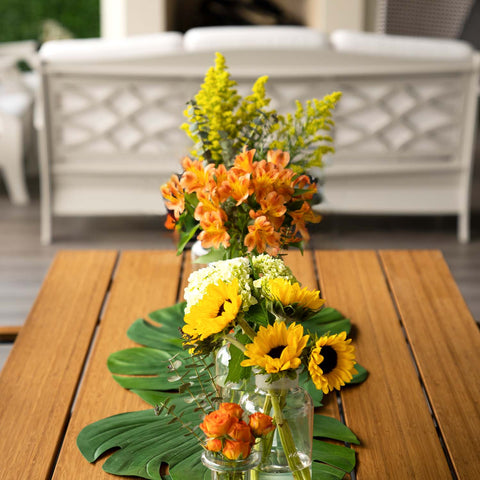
top-left (241, 374), bottom-right (313, 480)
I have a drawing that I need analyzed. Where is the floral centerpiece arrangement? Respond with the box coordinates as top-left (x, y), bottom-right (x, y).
top-left (180, 255), bottom-right (358, 479)
top-left (76, 54), bottom-right (366, 480)
top-left (161, 53), bottom-right (341, 261)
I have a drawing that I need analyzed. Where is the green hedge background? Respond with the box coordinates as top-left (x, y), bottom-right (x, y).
top-left (0, 0), bottom-right (100, 43)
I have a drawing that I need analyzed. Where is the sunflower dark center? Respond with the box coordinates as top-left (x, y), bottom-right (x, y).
top-left (267, 345), bottom-right (287, 358)
top-left (319, 346), bottom-right (337, 374)
top-left (216, 299), bottom-right (231, 317)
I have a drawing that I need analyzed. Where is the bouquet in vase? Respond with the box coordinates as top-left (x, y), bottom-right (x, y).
top-left (181, 255), bottom-right (359, 479)
top-left (161, 53), bottom-right (341, 262)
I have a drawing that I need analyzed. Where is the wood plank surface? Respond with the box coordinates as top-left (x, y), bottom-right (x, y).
top-left (380, 250), bottom-right (480, 479)
top-left (52, 251), bottom-right (182, 479)
top-left (0, 325), bottom-right (21, 341)
top-left (315, 250), bottom-right (452, 479)
top-left (0, 250), bottom-right (117, 480)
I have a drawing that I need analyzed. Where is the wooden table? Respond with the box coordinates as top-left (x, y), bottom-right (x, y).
top-left (0, 250), bottom-right (479, 479)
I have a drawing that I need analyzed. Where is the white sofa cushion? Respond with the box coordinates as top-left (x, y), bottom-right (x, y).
top-left (40, 32), bottom-right (183, 63)
top-left (184, 26), bottom-right (329, 51)
top-left (331, 30), bottom-right (473, 60)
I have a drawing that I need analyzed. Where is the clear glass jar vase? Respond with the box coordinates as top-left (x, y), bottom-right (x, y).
top-left (202, 450), bottom-right (261, 480)
top-left (241, 375), bottom-right (313, 480)
top-left (215, 342), bottom-right (254, 404)
top-left (191, 239), bottom-right (210, 271)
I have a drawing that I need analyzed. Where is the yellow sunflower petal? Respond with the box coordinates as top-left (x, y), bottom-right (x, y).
top-left (308, 332), bottom-right (357, 394)
top-left (268, 278), bottom-right (324, 310)
top-left (183, 279), bottom-right (242, 341)
top-left (241, 321), bottom-right (309, 373)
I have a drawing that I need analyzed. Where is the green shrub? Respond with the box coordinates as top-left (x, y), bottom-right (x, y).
top-left (0, 0), bottom-right (99, 43)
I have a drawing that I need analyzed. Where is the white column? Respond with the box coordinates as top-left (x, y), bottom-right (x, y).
top-left (305, 0), bottom-right (366, 32)
top-left (101, 0), bottom-right (168, 39)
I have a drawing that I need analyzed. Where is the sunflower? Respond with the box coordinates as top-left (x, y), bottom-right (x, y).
top-left (241, 322), bottom-right (309, 374)
top-left (183, 279), bottom-right (242, 341)
top-left (267, 278), bottom-right (325, 311)
top-left (308, 331), bottom-right (357, 394)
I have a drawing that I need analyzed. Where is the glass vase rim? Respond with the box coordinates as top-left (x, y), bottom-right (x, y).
top-left (201, 450), bottom-right (261, 472)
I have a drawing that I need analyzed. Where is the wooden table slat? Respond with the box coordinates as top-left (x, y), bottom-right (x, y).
top-left (380, 250), bottom-right (480, 480)
top-left (52, 251), bottom-right (183, 479)
top-left (0, 250), bottom-right (118, 480)
top-left (315, 250), bottom-right (452, 480)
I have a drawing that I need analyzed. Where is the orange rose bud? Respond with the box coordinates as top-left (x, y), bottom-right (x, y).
top-left (227, 420), bottom-right (254, 443)
top-left (218, 403), bottom-right (244, 420)
top-left (222, 440), bottom-right (251, 460)
top-left (205, 438), bottom-right (222, 452)
top-left (200, 411), bottom-right (238, 438)
top-left (249, 412), bottom-right (275, 437)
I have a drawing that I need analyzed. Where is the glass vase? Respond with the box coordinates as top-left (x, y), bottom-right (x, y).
top-left (215, 342), bottom-right (254, 404)
top-left (241, 375), bottom-right (313, 480)
top-left (202, 450), bottom-right (261, 480)
top-left (191, 239), bottom-right (210, 271)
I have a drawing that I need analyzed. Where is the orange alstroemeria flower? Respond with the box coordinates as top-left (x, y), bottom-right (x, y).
top-left (161, 174), bottom-right (185, 219)
top-left (180, 157), bottom-right (214, 193)
top-left (251, 160), bottom-right (278, 200)
top-left (197, 210), bottom-right (230, 249)
top-left (289, 202), bottom-right (322, 240)
top-left (273, 168), bottom-right (295, 199)
top-left (259, 191), bottom-right (287, 219)
top-left (194, 190), bottom-right (221, 222)
top-left (226, 171), bottom-right (252, 206)
top-left (267, 149), bottom-right (290, 168)
top-left (233, 148), bottom-right (256, 175)
top-left (293, 174), bottom-right (317, 201)
top-left (244, 215), bottom-right (281, 255)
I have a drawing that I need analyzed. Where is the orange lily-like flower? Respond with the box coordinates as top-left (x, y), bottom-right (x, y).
top-left (180, 157), bottom-right (214, 193)
top-left (293, 174), bottom-right (317, 201)
top-left (197, 210), bottom-right (230, 249)
top-left (258, 191), bottom-right (287, 218)
top-left (161, 174), bottom-right (185, 219)
top-left (274, 168), bottom-right (295, 199)
top-left (251, 160), bottom-right (278, 200)
top-left (225, 171), bottom-right (252, 206)
top-left (289, 202), bottom-right (322, 240)
top-left (194, 190), bottom-right (221, 222)
top-left (233, 148), bottom-right (256, 174)
top-left (267, 149), bottom-right (290, 168)
top-left (244, 215), bottom-right (281, 255)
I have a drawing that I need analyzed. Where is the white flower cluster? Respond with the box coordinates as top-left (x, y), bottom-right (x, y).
top-left (251, 254), bottom-right (296, 292)
top-left (184, 257), bottom-right (256, 313)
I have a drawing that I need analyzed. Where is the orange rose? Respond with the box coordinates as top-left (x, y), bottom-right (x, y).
top-left (222, 440), bottom-right (251, 460)
top-left (249, 412), bottom-right (275, 437)
top-left (200, 410), bottom-right (238, 438)
top-left (205, 438), bottom-right (222, 452)
top-left (227, 420), bottom-right (254, 443)
top-left (218, 403), bottom-right (244, 420)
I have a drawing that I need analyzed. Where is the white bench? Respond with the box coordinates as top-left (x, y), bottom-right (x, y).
top-left (37, 27), bottom-right (480, 244)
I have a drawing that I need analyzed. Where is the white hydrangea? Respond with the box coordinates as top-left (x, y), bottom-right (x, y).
top-left (251, 254), bottom-right (296, 292)
top-left (184, 257), bottom-right (256, 313)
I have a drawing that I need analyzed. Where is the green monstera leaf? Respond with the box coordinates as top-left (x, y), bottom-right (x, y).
top-left (78, 302), bottom-right (366, 479)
